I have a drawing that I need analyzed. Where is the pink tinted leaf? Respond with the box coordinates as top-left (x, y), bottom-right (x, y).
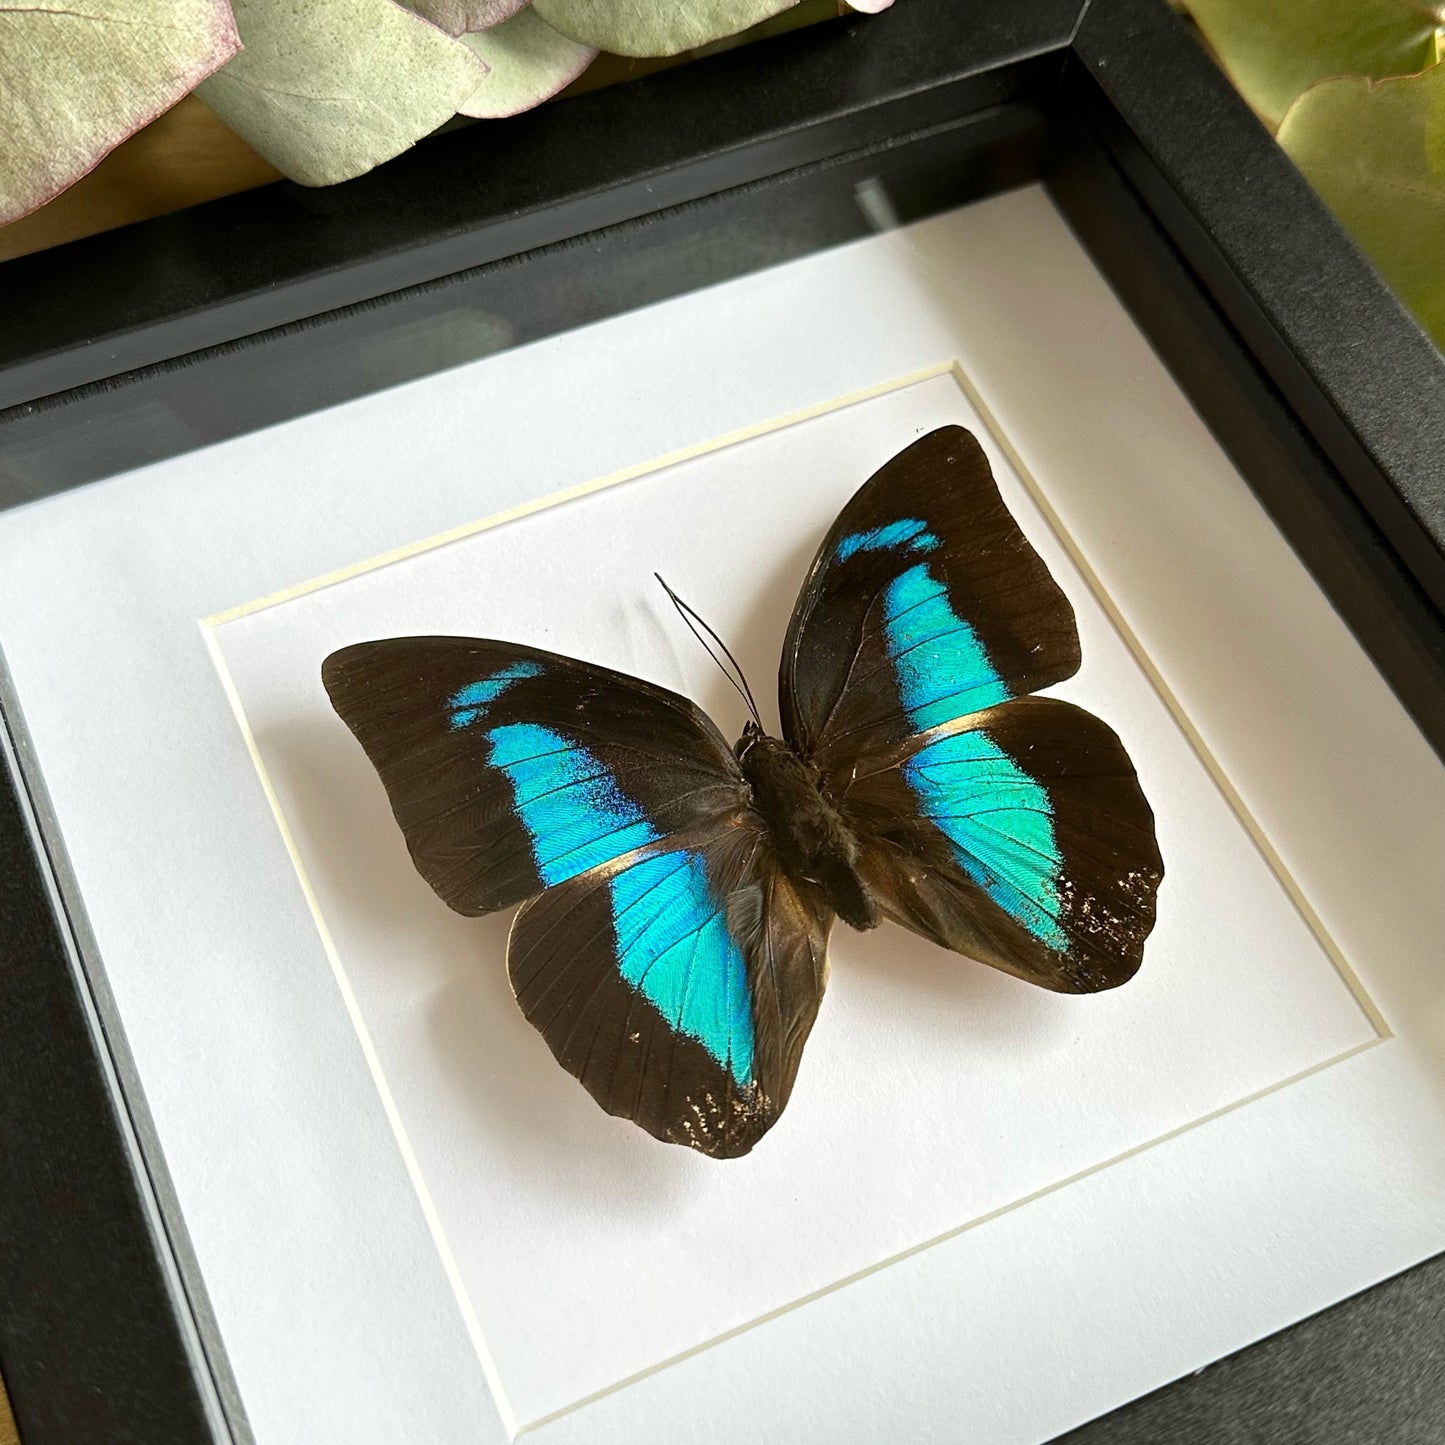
top-left (458, 8), bottom-right (596, 118)
top-left (402, 0), bottom-right (531, 37)
top-left (533, 0), bottom-right (800, 57)
top-left (0, 0), bottom-right (240, 226)
top-left (196, 0), bottom-right (486, 186)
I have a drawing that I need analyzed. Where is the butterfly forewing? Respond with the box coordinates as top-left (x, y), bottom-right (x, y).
top-left (781, 426), bottom-right (1081, 771)
top-left (508, 824), bottom-right (832, 1158)
top-left (323, 637), bottom-right (748, 915)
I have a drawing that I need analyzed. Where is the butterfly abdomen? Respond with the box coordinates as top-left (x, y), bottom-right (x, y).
top-left (736, 728), bottom-right (878, 932)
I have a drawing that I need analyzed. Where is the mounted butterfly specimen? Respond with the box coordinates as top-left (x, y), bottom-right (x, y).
top-left (322, 426), bottom-right (1164, 1159)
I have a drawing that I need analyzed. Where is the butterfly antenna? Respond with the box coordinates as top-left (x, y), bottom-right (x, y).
top-left (654, 573), bottom-right (764, 730)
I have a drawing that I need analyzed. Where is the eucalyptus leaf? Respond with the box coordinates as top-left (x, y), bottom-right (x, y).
top-left (1185, 0), bottom-right (1442, 129)
top-left (197, 0), bottom-right (486, 186)
top-left (0, 0), bottom-right (239, 225)
top-left (403, 0), bottom-right (529, 37)
top-left (1279, 65), bottom-right (1445, 347)
top-left (459, 10), bottom-right (596, 118)
top-left (533, 0), bottom-right (799, 57)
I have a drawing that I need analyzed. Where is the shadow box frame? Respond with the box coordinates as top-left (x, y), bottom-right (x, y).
top-left (2, 0), bottom-right (1444, 1441)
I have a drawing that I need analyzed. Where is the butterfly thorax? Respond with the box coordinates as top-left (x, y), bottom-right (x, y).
top-left (736, 725), bottom-right (879, 933)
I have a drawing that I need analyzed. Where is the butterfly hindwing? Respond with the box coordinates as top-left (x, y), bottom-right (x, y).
top-left (842, 698), bottom-right (1163, 991)
top-left (508, 822), bottom-right (833, 1157)
top-left (322, 637), bottom-right (747, 915)
top-left (781, 425), bottom-right (1081, 770)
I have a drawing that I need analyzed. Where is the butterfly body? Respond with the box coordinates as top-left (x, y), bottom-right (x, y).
top-left (324, 425), bottom-right (1164, 1158)
top-left (736, 722), bottom-right (878, 932)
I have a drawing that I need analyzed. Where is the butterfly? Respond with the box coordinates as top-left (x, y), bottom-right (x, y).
top-left (322, 426), bottom-right (1164, 1159)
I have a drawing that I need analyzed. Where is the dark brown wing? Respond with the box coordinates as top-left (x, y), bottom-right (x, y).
top-left (780, 425), bottom-right (1080, 772)
top-left (842, 699), bottom-right (1163, 992)
top-left (508, 821), bottom-right (833, 1158)
top-left (322, 637), bottom-right (747, 916)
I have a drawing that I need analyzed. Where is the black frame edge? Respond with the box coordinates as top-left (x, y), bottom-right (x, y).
top-left (1049, 43), bottom-right (1445, 759)
top-left (1060, 1251), bottom-right (1445, 1444)
top-left (0, 660), bottom-right (249, 1445)
top-left (0, 0), bottom-right (1082, 411)
top-left (1072, 0), bottom-right (1445, 616)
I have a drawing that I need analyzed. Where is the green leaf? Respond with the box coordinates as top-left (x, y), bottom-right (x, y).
top-left (532, 0), bottom-right (799, 57)
top-left (403, 0), bottom-right (528, 37)
top-left (0, 0), bottom-right (240, 225)
top-left (196, 0), bottom-right (486, 186)
top-left (1279, 64), bottom-right (1445, 347)
top-left (1185, 0), bottom-right (1442, 129)
top-left (459, 10), bottom-right (596, 118)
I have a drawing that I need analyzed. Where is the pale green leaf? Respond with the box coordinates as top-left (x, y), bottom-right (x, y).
top-left (197, 0), bottom-right (485, 186)
top-left (1185, 0), bottom-right (1442, 129)
top-left (0, 0), bottom-right (240, 225)
top-left (533, 0), bottom-right (799, 58)
top-left (459, 10), bottom-right (596, 118)
top-left (403, 0), bottom-right (528, 37)
top-left (1279, 64), bottom-right (1445, 347)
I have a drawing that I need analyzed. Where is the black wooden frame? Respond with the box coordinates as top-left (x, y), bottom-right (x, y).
top-left (2, 1), bottom-right (1442, 1440)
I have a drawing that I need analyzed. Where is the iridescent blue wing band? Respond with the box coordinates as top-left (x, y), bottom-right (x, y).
top-left (326, 637), bottom-right (834, 1157)
top-left (781, 426), bottom-right (1080, 770)
top-left (323, 637), bottom-right (746, 916)
top-left (843, 698), bottom-right (1163, 992)
top-left (781, 427), bottom-right (1160, 989)
top-left (509, 826), bottom-right (832, 1158)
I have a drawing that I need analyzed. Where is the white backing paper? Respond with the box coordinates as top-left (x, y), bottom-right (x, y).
top-left (212, 369), bottom-right (1378, 1429)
